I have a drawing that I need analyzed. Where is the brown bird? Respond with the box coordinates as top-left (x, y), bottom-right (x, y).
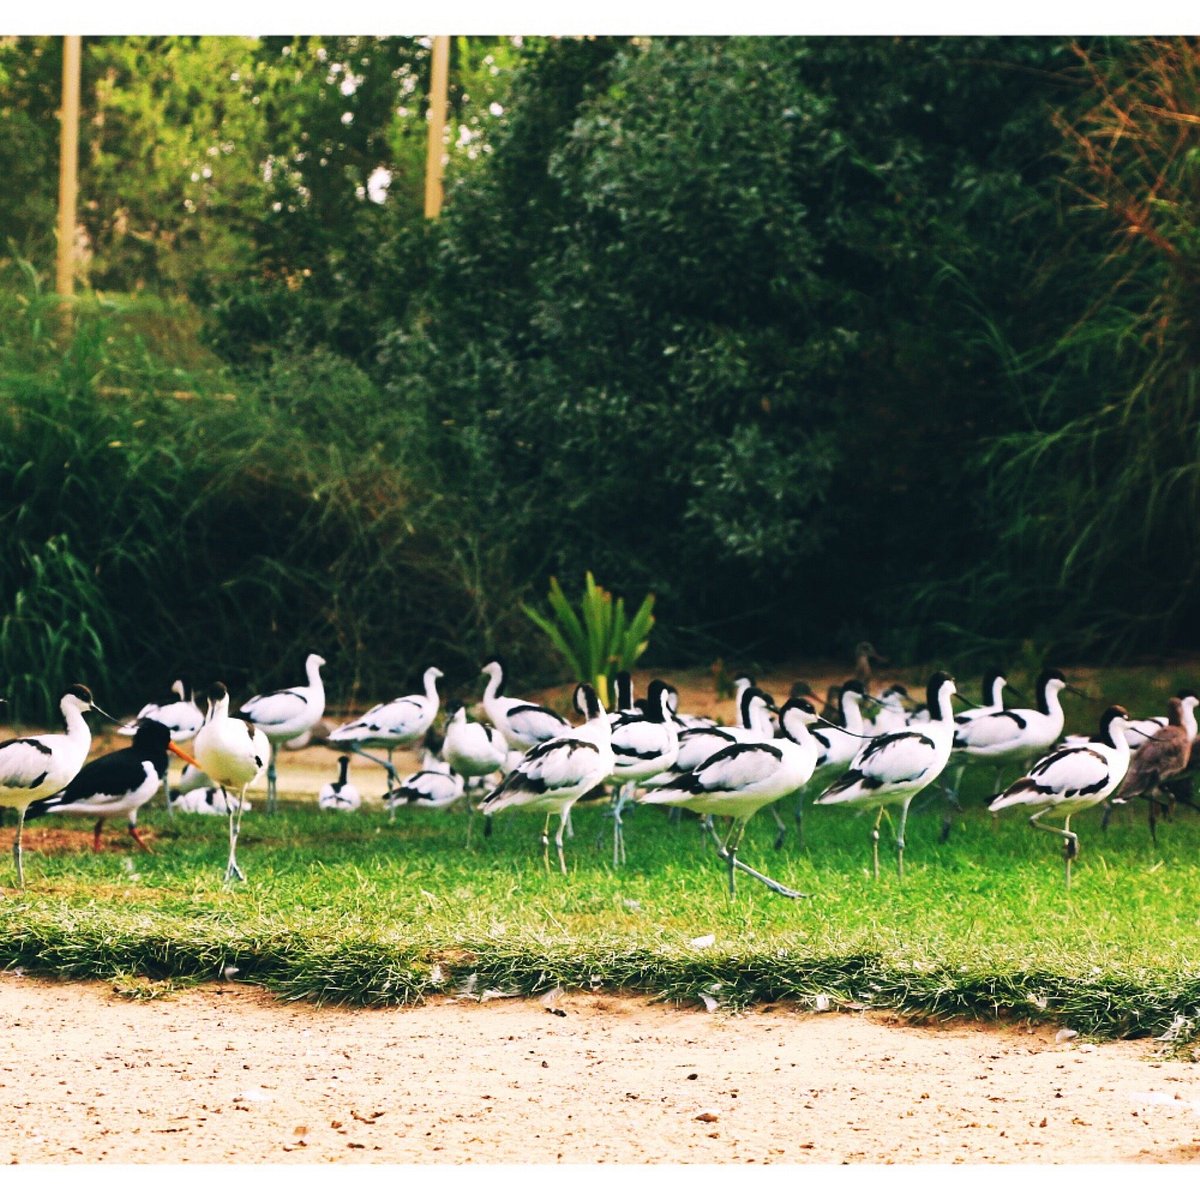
top-left (854, 641), bottom-right (888, 690)
top-left (1111, 692), bottom-right (1199, 843)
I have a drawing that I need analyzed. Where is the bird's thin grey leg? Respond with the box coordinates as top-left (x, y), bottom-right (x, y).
top-left (872, 807), bottom-right (885, 881)
top-left (349, 745), bottom-right (400, 791)
top-left (940, 763), bottom-right (965, 844)
top-left (612, 784), bottom-right (627, 868)
top-left (541, 814), bottom-right (552, 873)
top-left (266, 742), bottom-right (278, 815)
top-left (556, 810), bottom-right (569, 876)
top-left (769, 802), bottom-right (787, 852)
top-left (896, 798), bottom-right (912, 882)
top-left (711, 816), bottom-right (806, 899)
top-left (13, 809), bottom-right (25, 889)
top-left (1029, 808), bottom-right (1078, 890)
top-left (564, 809), bottom-right (574, 840)
top-left (225, 786), bottom-right (248, 883)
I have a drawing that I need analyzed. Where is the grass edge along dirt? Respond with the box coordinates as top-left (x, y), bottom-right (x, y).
top-left (3, 793), bottom-right (1200, 1051)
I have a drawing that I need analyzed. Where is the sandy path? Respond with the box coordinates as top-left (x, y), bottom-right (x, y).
top-left (2, 974), bottom-right (1200, 1164)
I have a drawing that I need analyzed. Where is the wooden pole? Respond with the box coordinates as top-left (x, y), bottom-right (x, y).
top-left (56, 34), bottom-right (82, 300)
top-left (424, 35), bottom-right (450, 219)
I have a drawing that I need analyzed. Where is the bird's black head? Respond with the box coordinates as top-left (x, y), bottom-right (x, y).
top-left (573, 683), bottom-right (602, 721)
top-left (66, 683), bottom-right (94, 706)
top-left (925, 671), bottom-right (957, 719)
top-left (612, 671), bottom-right (634, 712)
top-left (1097, 704), bottom-right (1130, 747)
top-left (841, 680), bottom-right (865, 697)
top-left (739, 686), bottom-right (776, 729)
top-left (132, 718), bottom-right (172, 750)
top-left (208, 682), bottom-right (229, 703)
top-left (644, 679), bottom-right (673, 722)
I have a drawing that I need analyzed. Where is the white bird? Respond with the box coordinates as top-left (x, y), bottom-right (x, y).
top-left (25, 718), bottom-right (201, 854)
top-left (442, 701), bottom-right (508, 783)
top-left (989, 705), bottom-right (1133, 888)
top-left (194, 681), bottom-right (270, 882)
top-left (236, 652), bottom-right (326, 812)
top-left (326, 666), bottom-right (444, 788)
top-left (950, 668), bottom-right (1079, 794)
top-left (480, 660), bottom-right (570, 752)
top-left (318, 754), bottom-right (362, 812)
top-left (862, 684), bottom-right (913, 737)
top-left (791, 679), bottom-right (869, 845)
top-left (0, 684), bottom-right (111, 887)
top-left (639, 697), bottom-right (822, 898)
top-left (118, 677), bottom-right (204, 742)
top-left (480, 683), bottom-right (614, 875)
top-left (117, 677), bottom-right (206, 814)
top-left (169, 786), bottom-right (249, 816)
top-left (648, 686), bottom-right (777, 784)
top-left (815, 672), bottom-right (960, 881)
top-left (384, 768), bottom-right (466, 813)
top-left (604, 677), bottom-right (679, 865)
top-left (938, 670), bottom-right (1018, 841)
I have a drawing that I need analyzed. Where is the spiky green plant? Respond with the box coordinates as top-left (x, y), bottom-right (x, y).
top-left (522, 572), bottom-right (655, 707)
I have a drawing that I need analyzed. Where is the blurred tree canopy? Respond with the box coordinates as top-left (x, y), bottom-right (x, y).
top-left (3, 34), bottom-right (1200, 716)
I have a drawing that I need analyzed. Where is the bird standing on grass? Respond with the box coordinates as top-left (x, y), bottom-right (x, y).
top-left (236, 652), bottom-right (326, 813)
top-left (441, 701), bottom-right (508, 785)
top-left (480, 683), bottom-right (613, 875)
top-left (989, 705), bottom-right (1133, 889)
top-left (327, 666), bottom-right (444, 790)
top-left (479, 660), bottom-right (571, 752)
top-left (318, 755), bottom-right (362, 812)
top-left (950, 669), bottom-right (1079, 796)
top-left (639, 697), bottom-right (822, 899)
top-left (603, 677), bottom-right (679, 866)
top-left (194, 682), bottom-right (270, 882)
top-left (0, 685), bottom-right (113, 888)
top-left (815, 672), bottom-right (959, 882)
top-left (1108, 693), bottom-right (1199, 843)
top-left (25, 718), bottom-right (202, 853)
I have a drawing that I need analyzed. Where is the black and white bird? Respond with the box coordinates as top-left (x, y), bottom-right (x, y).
top-left (862, 684), bottom-right (912, 737)
top-left (950, 668), bottom-right (1078, 794)
top-left (604, 677), bottom-right (679, 865)
top-left (647, 686), bottom-right (777, 786)
top-left (194, 682), bottom-right (270, 882)
top-left (384, 767), bottom-right (466, 813)
top-left (118, 677), bottom-right (204, 743)
top-left (639, 697), bottom-right (822, 899)
top-left (25, 719), bottom-right (202, 853)
top-left (237, 652), bottom-right (327, 813)
top-left (480, 683), bottom-right (614, 875)
top-left (480, 659), bottom-right (571, 752)
top-left (815, 672), bottom-right (960, 881)
top-left (792, 680), bottom-right (870, 845)
top-left (0, 685), bottom-right (112, 887)
top-left (989, 705), bottom-right (1133, 888)
top-left (327, 666), bottom-right (445, 789)
top-left (318, 755), bottom-right (362, 812)
top-left (938, 670), bottom-right (1018, 841)
top-left (117, 678), bottom-right (206, 814)
top-left (169, 786), bottom-right (246, 816)
top-left (441, 701), bottom-right (508, 785)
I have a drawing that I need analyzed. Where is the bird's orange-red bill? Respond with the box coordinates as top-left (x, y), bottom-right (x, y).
top-left (169, 742), bottom-right (204, 770)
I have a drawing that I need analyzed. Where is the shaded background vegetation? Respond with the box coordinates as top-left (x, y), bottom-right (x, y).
top-left (2, 34), bottom-right (1199, 720)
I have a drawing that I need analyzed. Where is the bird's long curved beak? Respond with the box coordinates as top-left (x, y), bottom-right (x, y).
top-left (91, 703), bottom-right (120, 724)
top-left (169, 742), bottom-right (204, 770)
top-left (1065, 684), bottom-right (1096, 701)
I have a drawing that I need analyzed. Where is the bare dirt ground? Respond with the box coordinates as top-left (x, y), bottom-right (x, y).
top-left (3, 972), bottom-right (1200, 1165)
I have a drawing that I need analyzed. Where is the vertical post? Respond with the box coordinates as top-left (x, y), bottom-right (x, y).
top-left (424, 35), bottom-right (450, 219)
top-left (56, 35), bottom-right (82, 301)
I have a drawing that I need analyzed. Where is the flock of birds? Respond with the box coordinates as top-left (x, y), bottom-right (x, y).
top-left (2, 643), bottom-right (1199, 895)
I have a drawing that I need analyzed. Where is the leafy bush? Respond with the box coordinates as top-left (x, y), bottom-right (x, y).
top-left (523, 573), bottom-right (655, 705)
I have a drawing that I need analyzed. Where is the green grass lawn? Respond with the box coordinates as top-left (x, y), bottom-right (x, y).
top-left (4, 769), bottom-right (1200, 1044)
